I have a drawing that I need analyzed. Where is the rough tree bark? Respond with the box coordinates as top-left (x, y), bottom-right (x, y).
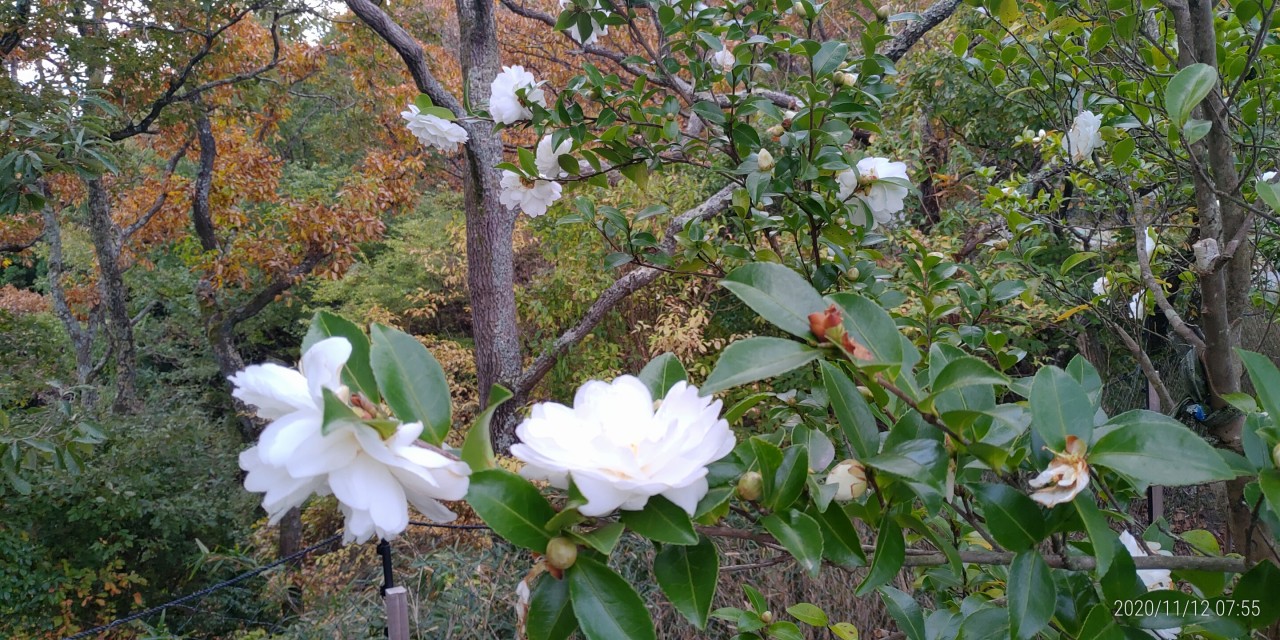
top-left (42, 200), bottom-right (103, 406)
top-left (85, 178), bottom-right (140, 413)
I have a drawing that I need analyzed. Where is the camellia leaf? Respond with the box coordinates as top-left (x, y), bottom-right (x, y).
top-left (720, 263), bottom-right (828, 339)
top-left (762, 509), bottom-right (824, 577)
top-left (1090, 410), bottom-right (1235, 486)
top-left (369, 324), bottom-right (452, 444)
top-left (303, 310), bottom-right (379, 402)
top-left (637, 353), bottom-right (688, 399)
top-left (701, 337), bottom-right (820, 395)
top-left (320, 387), bottom-right (360, 436)
top-left (929, 356), bottom-right (1008, 398)
top-left (568, 555), bottom-right (656, 640)
top-left (653, 535), bottom-right (719, 629)
top-left (855, 517), bottom-right (904, 596)
top-left (973, 483), bottom-right (1046, 551)
top-left (821, 360), bottom-right (880, 460)
top-left (1030, 366), bottom-right (1093, 450)
top-left (466, 469), bottom-right (556, 552)
top-left (528, 573), bottom-right (579, 640)
top-left (460, 384), bottom-right (512, 472)
top-left (879, 587), bottom-right (925, 640)
top-left (1074, 492), bottom-right (1117, 576)
top-left (826, 292), bottom-right (905, 366)
top-left (769, 445), bottom-right (809, 512)
top-left (620, 496), bottom-right (698, 545)
top-left (1008, 550), bottom-right (1055, 640)
top-left (1240, 349), bottom-right (1280, 420)
top-left (1164, 63), bottom-right (1217, 128)
top-left (805, 503), bottom-right (866, 568)
top-left (812, 41), bottom-right (850, 76)
top-left (786, 603), bottom-right (828, 627)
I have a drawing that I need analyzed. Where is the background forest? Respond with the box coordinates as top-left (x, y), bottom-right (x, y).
top-left (2, 0), bottom-right (1280, 638)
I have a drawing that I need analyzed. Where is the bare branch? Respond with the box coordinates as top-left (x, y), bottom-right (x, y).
top-left (222, 251), bottom-right (328, 330)
top-left (514, 185), bottom-right (736, 395)
top-left (0, 234), bottom-right (40, 253)
top-left (343, 0), bottom-right (464, 115)
top-left (1132, 193), bottom-right (1207, 352)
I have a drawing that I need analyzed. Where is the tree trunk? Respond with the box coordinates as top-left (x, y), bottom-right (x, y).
top-left (455, 0), bottom-right (526, 451)
top-left (43, 202), bottom-right (100, 407)
top-left (85, 177), bottom-right (140, 413)
top-left (1167, 0), bottom-right (1274, 561)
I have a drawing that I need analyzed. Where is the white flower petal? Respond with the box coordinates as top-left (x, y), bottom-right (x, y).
top-left (299, 337), bottom-right (352, 401)
top-left (229, 364), bottom-right (313, 419)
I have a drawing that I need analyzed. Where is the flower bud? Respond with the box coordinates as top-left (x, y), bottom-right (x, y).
top-left (826, 459), bottom-right (868, 501)
top-left (876, 4), bottom-right (891, 19)
top-left (546, 537), bottom-right (578, 571)
top-left (792, 1), bottom-right (805, 15)
top-left (767, 124), bottom-right (785, 138)
top-left (757, 149), bottom-right (775, 172)
top-left (761, 611), bottom-right (774, 623)
top-left (846, 266), bottom-right (860, 280)
top-left (835, 71), bottom-right (858, 88)
top-left (737, 471), bottom-right (764, 501)
top-left (1272, 442), bottom-right (1280, 470)
top-left (857, 385), bottom-right (874, 401)
top-left (808, 304), bottom-right (843, 342)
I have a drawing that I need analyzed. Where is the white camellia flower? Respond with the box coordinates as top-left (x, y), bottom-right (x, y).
top-left (825, 459), bottom-right (868, 501)
top-left (511, 375), bottom-right (736, 516)
top-left (233, 337), bottom-right (470, 544)
top-left (323, 420), bottom-right (471, 543)
top-left (1129, 291), bottom-right (1147, 319)
top-left (711, 48), bottom-right (736, 72)
top-left (1063, 110), bottom-right (1103, 162)
top-left (500, 170), bottom-right (563, 218)
top-left (1119, 531), bottom-right (1179, 639)
top-left (1261, 170), bottom-right (1277, 182)
top-left (536, 134), bottom-right (573, 178)
top-left (1029, 435), bottom-right (1090, 507)
top-left (836, 157), bottom-right (910, 226)
top-left (400, 104), bottom-right (469, 153)
top-left (558, 0), bottom-right (608, 45)
top-left (1092, 276), bottom-right (1109, 296)
top-left (490, 66), bottom-right (547, 125)
top-left (756, 148), bottom-right (775, 173)
top-left (1141, 227), bottom-right (1157, 255)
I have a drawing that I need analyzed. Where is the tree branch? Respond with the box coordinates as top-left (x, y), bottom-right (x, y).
top-left (221, 251), bottom-right (328, 330)
top-left (109, 6), bottom-right (288, 141)
top-left (343, 0), bottom-right (464, 115)
top-left (514, 184), bottom-right (736, 396)
top-left (121, 137), bottom-right (194, 241)
top-left (879, 0), bottom-right (963, 63)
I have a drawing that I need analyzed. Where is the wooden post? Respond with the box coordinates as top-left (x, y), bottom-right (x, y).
top-left (385, 586), bottom-right (410, 640)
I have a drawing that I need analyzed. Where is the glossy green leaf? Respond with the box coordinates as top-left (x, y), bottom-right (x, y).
top-left (769, 445), bottom-right (809, 511)
top-left (1030, 366), bottom-right (1093, 450)
top-left (929, 356), bottom-right (1008, 397)
top-left (303, 310), bottom-right (379, 402)
top-left (855, 517), bottom-right (903, 596)
top-left (821, 361), bottom-right (880, 459)
top-left (460, 384), bottom-right (512, 472)
top-left (320, 387), bottom-right (359, 436)
top-left (1240, 349), bottom-right (1280, 420)
top-left (369, 324), bottom-right (452, 444)
top-left (1074, 492), bottom-right (1117, 576)
top-left (805, 503), bottom-right (866, 568)
top-left (786, 603), bottom-right (828, 627)
top-left (879, 587), bottom-right (925, 640)
top-left (1165, 63), bottom-right (1217, 127)
top-left (762, 509), bottom-right (824, 577)
top-left (701, 337), bottom-right (820, 395)
top-left (973, 483), bottom-right (1046, 551)
top-left (638, 353), bottom-right (688, 399)
top-left (1091, 410), bottom-right (1235, 486)
top-left (1008, 550), bottom-right (1055, 640)
top-left (621, 496), bottom-right (698, 545)
top-left (653, 536), bottom-right (719, 629)
top-left (528, 573), bottom-right (578, 640)
top-left (568, 555), bottom-right (656, 640)
top-left (720, 263), bottom-right (827, 339)
top-left (466, 469), bottom-right (556, 552)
